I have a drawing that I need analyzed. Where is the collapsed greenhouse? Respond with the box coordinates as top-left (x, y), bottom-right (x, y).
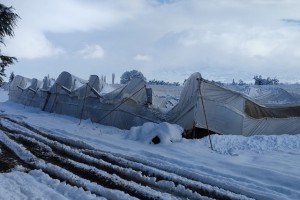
top-left (8, 71), bottom-right (300, 136)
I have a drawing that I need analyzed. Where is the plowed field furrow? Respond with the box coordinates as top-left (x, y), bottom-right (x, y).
top-left (0, 116), bottom-right (253, 200)
top-left (1, 122), bottom-right (196, 199)
top-left (5, 133), bottom-right (160, 200)
top-left (0, 141), bottom-right (33, 172)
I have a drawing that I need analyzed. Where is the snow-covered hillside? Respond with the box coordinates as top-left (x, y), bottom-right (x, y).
top-left (0, 88), bottom-right (300, 199)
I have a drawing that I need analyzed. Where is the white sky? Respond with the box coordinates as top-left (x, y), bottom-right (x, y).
top-left (2, 0), bottom-right (300, 83)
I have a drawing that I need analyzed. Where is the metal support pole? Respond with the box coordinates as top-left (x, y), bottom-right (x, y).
top-left (198, 78), bottom-right (213, 150)
top-left (79, 83), bottom-right (88, 125)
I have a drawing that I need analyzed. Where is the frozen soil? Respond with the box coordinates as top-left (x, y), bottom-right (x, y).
top-left (0, 141), bottom-right (32, 173)
top-left (0, 116), bottom-right (251, 200)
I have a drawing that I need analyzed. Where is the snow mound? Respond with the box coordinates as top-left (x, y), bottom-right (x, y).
top-left (128, 122), bottom-right (183, 144)
top-left (211, 134), bottom-right (300, 155)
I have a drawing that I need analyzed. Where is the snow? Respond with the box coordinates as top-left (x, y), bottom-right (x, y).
top-left (0, 170), bottom-right (100, 200)
top-left (149, 85), bottom-right (182, 111)
top-left (226, 84), bottom-right (300, 105)
top-left (0, 88), bottom-right (300, 199)
top-left (0, 89), bottom-right (8, 102)
top-left (128, 122), bottom-right (183, 144)
top-left (100, 83), bottom-right (121, 94)
top-left (211, 134), bottom-right (300, 155)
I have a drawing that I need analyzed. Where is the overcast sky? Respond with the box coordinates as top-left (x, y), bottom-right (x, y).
top-left (2, 0), bottom-right (300, 83)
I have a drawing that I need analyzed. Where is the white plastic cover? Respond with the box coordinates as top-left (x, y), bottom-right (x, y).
top-left (8, 71), bottom-right (300, 135)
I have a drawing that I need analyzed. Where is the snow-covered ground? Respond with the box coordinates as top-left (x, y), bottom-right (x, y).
top-left (0, 88), bottom-right (300, 199)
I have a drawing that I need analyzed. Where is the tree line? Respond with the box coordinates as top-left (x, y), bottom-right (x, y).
top-left (121, 69), bottom-right (281, 86)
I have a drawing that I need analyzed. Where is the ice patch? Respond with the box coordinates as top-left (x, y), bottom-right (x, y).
top-left (128, 122), bottom-right (183, 144)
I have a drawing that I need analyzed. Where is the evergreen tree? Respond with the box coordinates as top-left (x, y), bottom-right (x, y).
top-left (253, 75), bottom-right (279, 85)
top-left (148, 79), bottom-right (180, 86)
top-left (238, 79), bottom-right (246, 85)
top-left (9, 71), bottom-right (14, 82)
top-left (0, 4), bottom-right (19, 84)
top-left (120, 70), bottom-right (146, 84)
top-left (232, 79), bottom-right (236, 85)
